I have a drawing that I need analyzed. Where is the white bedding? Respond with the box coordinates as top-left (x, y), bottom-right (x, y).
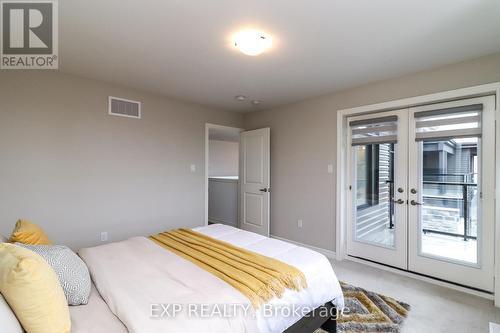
top-left (70, 284), bottom-right (128, 333)
top-left (79, 224), bottom-right (344, 333)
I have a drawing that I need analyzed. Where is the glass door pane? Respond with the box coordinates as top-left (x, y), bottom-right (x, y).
top-left (419, 138), bottom-right (478, 264)
top-left (354, 143), bottom-right (395, 248)
top-left (408, 95), bottom-right (495, 292)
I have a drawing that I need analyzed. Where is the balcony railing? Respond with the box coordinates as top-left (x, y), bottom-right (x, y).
top-left (421, 180), bottom-right (477, 241)
top-left (387, 173), bottom-right (477, 241)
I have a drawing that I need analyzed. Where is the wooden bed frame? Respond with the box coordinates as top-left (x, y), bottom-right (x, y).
top-left (283, 302), bottom-right (337, 333)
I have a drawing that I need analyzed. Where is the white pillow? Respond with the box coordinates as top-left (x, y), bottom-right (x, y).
top-left (0, 234), bottom-right (7, 243)
top-left (0, 294), bottom-right (23, 333)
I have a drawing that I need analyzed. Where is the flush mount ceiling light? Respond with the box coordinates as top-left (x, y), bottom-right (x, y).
top-left (235, 95), bottom-right (247, 101)
top-left (233, 30), bottom-right (272, 56)
top-left (251, 100), bottom-right (262, 106)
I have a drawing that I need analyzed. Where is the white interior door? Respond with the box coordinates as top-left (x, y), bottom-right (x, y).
top-left (346, 110), bottom-right (408, 269)
top-left (239, 128), bottom-right (270, 236)
top-left (407, 96), bottom-right (495, 292)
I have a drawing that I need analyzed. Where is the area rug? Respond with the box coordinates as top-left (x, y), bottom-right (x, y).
top-left (315, 282), bottom-right (410, 333)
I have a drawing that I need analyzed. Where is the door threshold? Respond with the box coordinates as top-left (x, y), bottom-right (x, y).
top-left (346, 255), bottom-right (494, 300)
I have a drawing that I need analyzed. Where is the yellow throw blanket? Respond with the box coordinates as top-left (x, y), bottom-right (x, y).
top-left (150, 229), bottom-right (307, 308)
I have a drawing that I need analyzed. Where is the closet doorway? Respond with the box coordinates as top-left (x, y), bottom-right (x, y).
top-left (205, 124), bottom-right (243, 228)
top-left (204, 124), bottom-right (271, 236)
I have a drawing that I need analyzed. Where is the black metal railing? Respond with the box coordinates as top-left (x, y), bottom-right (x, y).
top-left (422, 173), bottom-right (476, 183)
top-left (386, 179), bottom-right (395, 229)
top-left (421, 180), bottom-right (477, 241)
top-left (386, 175), bottom-right (477, 241)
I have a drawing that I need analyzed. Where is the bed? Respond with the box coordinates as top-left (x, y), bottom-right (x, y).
top-left (74, 224), bottom-right (344, 333)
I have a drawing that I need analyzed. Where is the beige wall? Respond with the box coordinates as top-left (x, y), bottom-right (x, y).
top-left (2, 53), bottom-right (500, 252)
top-left (243, 52), bottom-right (500, 251)
top-left (209, 140), bottom-right (239, 177)
top-left (0, 71), bottom-right (243, 249)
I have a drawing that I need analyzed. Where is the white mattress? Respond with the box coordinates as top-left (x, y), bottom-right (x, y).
top-left (79, 224), bottom-right (344, 333)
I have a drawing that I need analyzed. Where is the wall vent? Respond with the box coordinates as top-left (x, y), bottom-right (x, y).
top-left (108, 96), bottom-right (141, 119)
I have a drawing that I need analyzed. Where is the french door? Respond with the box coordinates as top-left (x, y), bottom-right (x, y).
top-left (346, 110), bottom-right (408, 269)
top-left (347, 96), bottom-right (495, 292)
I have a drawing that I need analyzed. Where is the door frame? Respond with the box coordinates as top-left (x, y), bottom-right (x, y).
top-left (336, 82), bottom-right (500, 304)
top-left (204, 123), bottom-right (244, 226)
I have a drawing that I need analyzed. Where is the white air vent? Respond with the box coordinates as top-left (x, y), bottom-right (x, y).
top-left (108, 96), bottom-right (141, 119)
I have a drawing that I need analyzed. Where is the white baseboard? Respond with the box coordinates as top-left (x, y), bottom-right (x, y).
top-left (270, 235), bottom-right (336, 259)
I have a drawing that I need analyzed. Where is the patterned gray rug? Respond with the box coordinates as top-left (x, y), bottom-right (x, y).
top-left (315, 282), bottom-right (410, 333)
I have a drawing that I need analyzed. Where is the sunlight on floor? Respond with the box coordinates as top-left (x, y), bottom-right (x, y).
top-left (360, 227), bottom-right (477, 264)
top-left (421, 233), bottom-right (477, 264)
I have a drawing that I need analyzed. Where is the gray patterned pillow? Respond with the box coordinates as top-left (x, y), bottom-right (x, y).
top-left (16, 243), bottom-right (91, 305)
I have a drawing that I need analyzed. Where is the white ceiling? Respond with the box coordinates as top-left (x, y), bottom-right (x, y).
top-left (60, 0), bottom-right (500, 112)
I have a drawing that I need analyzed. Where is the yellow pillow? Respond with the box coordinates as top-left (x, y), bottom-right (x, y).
top-left (0, 243), bottom-right (70, 333)
top-left (9, 219), bottom-right (52, 245)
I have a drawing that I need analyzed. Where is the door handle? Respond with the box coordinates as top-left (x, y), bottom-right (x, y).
top-left (259, 188), bottom-right (270, 193)
top-left (392, 199), bottom-right (404, 204)
top-left (410, 200), bottom-right (422, 206)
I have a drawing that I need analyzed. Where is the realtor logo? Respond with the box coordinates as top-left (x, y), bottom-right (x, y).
top-left (1, 0), bottom-right (58, 69)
